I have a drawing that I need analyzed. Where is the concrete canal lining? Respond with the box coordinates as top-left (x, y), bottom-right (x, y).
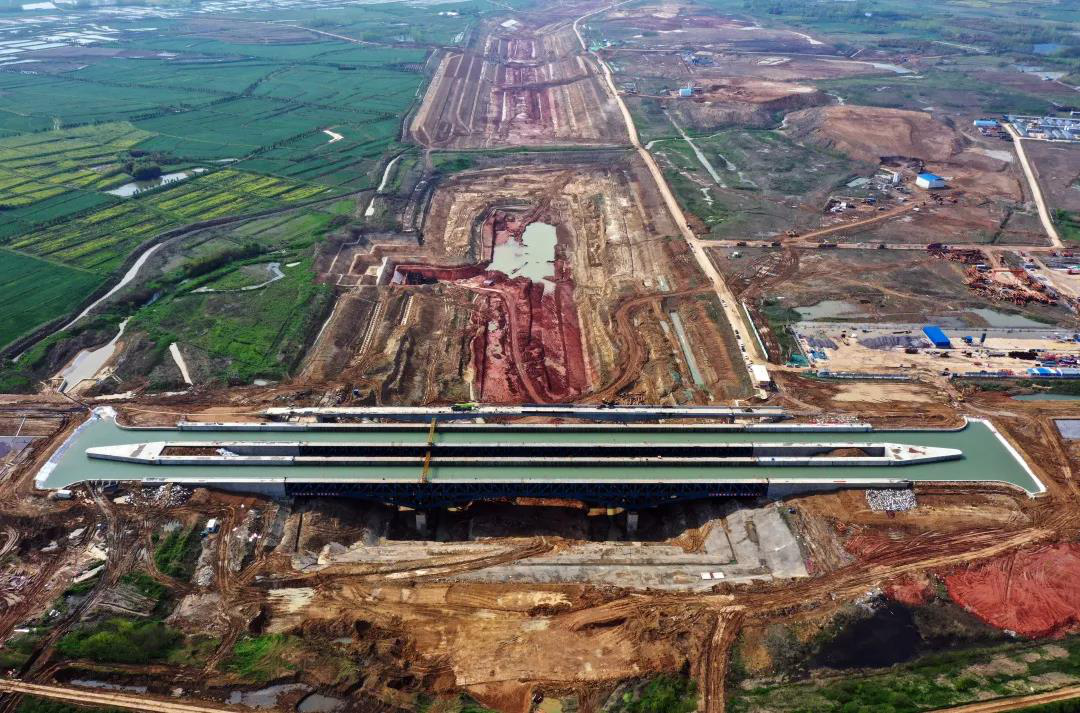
top-left (35, 410), bottom-right (1046, 499)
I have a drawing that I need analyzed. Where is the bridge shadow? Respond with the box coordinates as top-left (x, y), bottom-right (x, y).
top-left (373, 497), bottom-right (762, 543)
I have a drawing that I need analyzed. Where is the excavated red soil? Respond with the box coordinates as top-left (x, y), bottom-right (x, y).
top-left (841, 532), bottom-right (903, 559)
top-left (393, 211), bottom-right (587, 404)
top-left (884, 574), bottom-right (934, 606)
top-left (945, 543), bottom-right (1080, 638)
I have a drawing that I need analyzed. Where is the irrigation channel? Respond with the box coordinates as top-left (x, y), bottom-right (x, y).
top-left (35, 410), bottom-right (1043, 507)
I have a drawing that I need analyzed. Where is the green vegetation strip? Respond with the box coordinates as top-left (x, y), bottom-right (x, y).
top-left (1056, 211), bottom-right (1080, 244)
top-left (153, 525), bottom-right (201, 580)
top-left (17, 697), bottom-right (125, 713)
top-left (57, 618), bottom-right (181, 665)
top-left (729, 636), bottom-right (1080, 713)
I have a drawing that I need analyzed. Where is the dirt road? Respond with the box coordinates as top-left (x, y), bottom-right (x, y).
top-left (1004, 123), bottom-right (1063, 248)
top-left (926, 684), bottom-right (1080, 712)
top-left (0, 680), bottom-right (242, 713)
top-left (572, 4), bottom-right (768, 378)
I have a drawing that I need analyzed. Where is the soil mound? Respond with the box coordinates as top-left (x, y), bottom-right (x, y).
top-left (674, 78), bottom-right (826, 130)
top-left (945, 543), bottom-right (1080, 638)
top-left (702, 77), bottom-right (824, 108)
top-left (784, 105), bottom-right (967, 164)
top-left (885, 574), bottom-right (934, 606)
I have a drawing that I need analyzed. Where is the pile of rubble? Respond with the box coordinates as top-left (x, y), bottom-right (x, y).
top-left (865, 488), bottom-right (917, 512)
top-left (116, 484), bottom-right (193, 509)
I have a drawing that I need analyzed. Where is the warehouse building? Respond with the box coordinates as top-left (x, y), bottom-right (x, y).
top-left (916, 173), bottom-right (946, 189)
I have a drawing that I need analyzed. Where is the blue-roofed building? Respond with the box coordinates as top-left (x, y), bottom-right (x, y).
top-left (973, 119), bottom-right (999, 128)
top-left (916, 173), bottom-right (946, 189)
top-left (922, 325), bottom-right (952, 349)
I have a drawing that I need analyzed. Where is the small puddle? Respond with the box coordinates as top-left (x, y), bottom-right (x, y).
top-left (70, 679), bottom-right (147, 694)
top-left (966, 308), bottom-right (1049, 329)
top-left (106, 168), bottom-right (206, 197)
top-left (489, 222), bottom-right (557, 292)
top-left (811, 600), bottom-right (921, 669)
top-left (228, 684), bottom-right (310, 709)
top-left (865, 61), bottom-right (913, 74)
top-left (57, 318), bottom-right (129, 393)
top-left (796, 300), bottom-right (861, 320)
top-left (297, 693), bottom-right (345, 713)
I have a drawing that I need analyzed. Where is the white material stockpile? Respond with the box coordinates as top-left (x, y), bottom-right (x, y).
top-left (865, 488), bottom-right (917, 511)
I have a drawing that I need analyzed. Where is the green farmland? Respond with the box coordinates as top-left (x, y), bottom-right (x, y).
top-left (0, 0), bottom-right (500, 386)
top-left (6, 170), bottom-right (329, 273)
top-left (0, 5), bottom-right (447, 353)
top-left (0, 250), bottom-right (103, 349)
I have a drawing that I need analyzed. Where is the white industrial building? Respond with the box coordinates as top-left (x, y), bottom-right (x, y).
top-left (915, 172), bottom-right (945, 189)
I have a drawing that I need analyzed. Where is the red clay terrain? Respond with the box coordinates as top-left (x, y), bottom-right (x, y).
top-left (945, 543), bottom-right (1080, 638)
top-left (393, 210), bottom-right (587, 404)
top-left (885, 573), bottom-right (935, 606)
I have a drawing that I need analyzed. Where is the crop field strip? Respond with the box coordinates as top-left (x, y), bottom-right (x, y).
top-left (5, 169), bottom-right (332, 273)
top-left (0, 35), bottom-right (432, 343)
top-left (0, 0), bottom-right (480, 356)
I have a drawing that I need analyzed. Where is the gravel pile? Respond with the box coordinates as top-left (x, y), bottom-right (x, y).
top-left (865, 488), bottom-right (917, 511)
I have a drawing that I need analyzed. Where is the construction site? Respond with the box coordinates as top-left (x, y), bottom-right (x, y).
top-left (6, 0), bottom-right (1080, 712)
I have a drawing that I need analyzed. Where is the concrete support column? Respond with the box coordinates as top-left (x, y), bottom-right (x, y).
top-left (626, 511), bottom-right (639, 537)
top-left (415, 510), bottom-right (428, 535)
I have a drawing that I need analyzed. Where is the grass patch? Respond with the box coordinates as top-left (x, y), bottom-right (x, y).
top-left (63, 573), bottom-right (102, 597)
top-left (761, 297), bottom-right (803, 363)
top-left (122, 570), bottom-right (169, 602)
top-left (416, 696), bottom-right (499, 713)
top-left (57, 618), bottom-right (181, 664)
top-left (1056, 210), bottom-right (1080, 244)
top-left (612, 676), bottom-right (698, 713)
top-left (17, 696), bottom-right (126, 713)
top-left (224, 634), bottom-right (299, 684)
top-left (166, 634), bottom-right (221, 669)
top-left (0, 631), bottom-right (42, 670)
top-left (133, 255), bottom-right (333, 384)
top-left (152, 525), bottom-right (202, 580)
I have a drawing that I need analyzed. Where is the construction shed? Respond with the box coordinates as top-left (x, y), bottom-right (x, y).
top-left (916, 173), bottom-right (946, 189)
top-left (751, 364), bottom-right (771, 388)
top-left (922, 325), bottom-right (952, 349)
top-left (973, 119), bottom-right (999, 128)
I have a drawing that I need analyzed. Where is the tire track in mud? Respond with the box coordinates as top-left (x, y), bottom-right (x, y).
top-left (585, 287), bottom-right (713, 402)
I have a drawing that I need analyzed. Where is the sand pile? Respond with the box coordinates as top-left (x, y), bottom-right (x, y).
top-left (784, 105), bottom-right (968, 163)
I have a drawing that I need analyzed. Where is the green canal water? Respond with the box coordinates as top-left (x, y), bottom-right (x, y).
top-left (38, 412), bottom-right (1043, 494)
top-left (1013, 393), bottom-right (1080, 401)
